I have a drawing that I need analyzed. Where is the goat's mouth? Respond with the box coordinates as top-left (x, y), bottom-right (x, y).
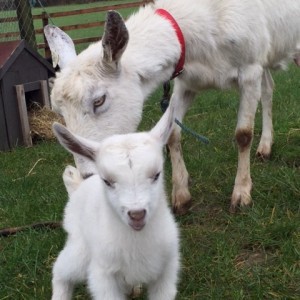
top-left (128, 209), bottom-right (146, 231)
top-left (129, 220), bottom-right (145, 231)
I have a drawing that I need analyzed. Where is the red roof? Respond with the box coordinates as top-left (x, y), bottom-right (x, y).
top-left (0, 40), bottom-right (54, 80)
top-left (0, 40), bottom-right (22, 69)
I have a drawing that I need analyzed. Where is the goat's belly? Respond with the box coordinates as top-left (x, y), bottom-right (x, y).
top-left (267, 46), bottom-right (300, 70)
top-left (182, 62), bottom-right (239, 91)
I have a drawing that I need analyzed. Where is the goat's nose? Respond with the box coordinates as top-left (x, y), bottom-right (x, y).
top-left (128, 209), bottom-right (146, 221)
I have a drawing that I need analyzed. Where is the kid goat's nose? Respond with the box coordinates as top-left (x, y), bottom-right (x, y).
top-left (128, 209), bottom-right (146, 221)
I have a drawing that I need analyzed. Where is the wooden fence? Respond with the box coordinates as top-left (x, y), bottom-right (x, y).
top-left (0, 0), bottom-right (151, 58)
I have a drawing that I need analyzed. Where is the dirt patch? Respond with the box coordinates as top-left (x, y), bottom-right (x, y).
top-left (234, 249), bottom-right (271, 269)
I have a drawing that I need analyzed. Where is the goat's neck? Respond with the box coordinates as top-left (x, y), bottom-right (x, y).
top-left (123, 7), bottom-right (182, 97)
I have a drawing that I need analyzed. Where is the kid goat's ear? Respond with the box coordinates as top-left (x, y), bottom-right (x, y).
top-left (102, 10), bottom-right (129, 66)
top-left (44, 25), bottom-right (77, 69)
top-left (52, 122), bottom-right (98, 161)
top-left (150, 100), bottom-right (176, 145)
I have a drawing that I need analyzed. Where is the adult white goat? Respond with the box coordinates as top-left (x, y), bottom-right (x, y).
top-left (45, 0), bottom-right (300, 213)
top-left (51, 103), bottom-right (180, 299)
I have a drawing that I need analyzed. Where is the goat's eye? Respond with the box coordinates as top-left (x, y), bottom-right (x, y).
top-left (93, 95), bottom-right (106, 112)
top-left (152, 172), bottom-right (160, 182)
top-left (102, 178), bottom-right (113, 188)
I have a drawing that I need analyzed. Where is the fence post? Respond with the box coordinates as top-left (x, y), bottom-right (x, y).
top-left (42, 11), bottom-right (51, 59)
top-left (14, 0), bottom-right (37, 50)
top-left (142, 0), bottom-right (154, 6)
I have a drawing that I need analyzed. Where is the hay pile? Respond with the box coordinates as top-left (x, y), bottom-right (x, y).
top-left (28, 102), bottom-right (64, 142)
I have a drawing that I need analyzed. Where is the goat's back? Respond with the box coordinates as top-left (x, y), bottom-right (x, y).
top-left (152, 0), bottom-right (300, 68)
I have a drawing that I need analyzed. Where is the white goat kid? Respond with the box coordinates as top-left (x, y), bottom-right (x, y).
top-left (51, 104), bottom-right (180, 300)
top-left (45, 0), bottom-right (300, 213)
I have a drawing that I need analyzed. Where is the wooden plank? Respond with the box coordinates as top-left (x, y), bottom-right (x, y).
top-left (2, 1), bottom-right (146, 54)
top-left (0, 89), bottom-right (10, 151)
top-left (0, 17), bottom-right (18, 23)
top-left (35, 20), bottom-right (106, 34)
top-left (19, 80), bottom-right (50, 108)
top-left (37, 36), bottom-right (101, 49)
top-left (0, 32), bottom-right (20, 39)
top-left (2, 72), bottom-right (23, 149)
top-left (0, 1), bottom-right (144, 23)
top-left (39, 80), bottom-right (50, 109)
top-left (1, 1), bottom-right (145, 25)
top-left (23, 81), bottom-right (41, 92)
top-left (73, 37), bottom-right (101, 45)
top-left (37, 43), bottom-right (47, 50)
top-left (15, 84), bottom-right (32, 147)
top-left (33, 1), bottom-right (143, 19)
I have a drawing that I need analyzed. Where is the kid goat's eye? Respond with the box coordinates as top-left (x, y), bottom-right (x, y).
top-left (93, 95), bottom-right (106, 112)
top-left (102, 178), bottom-right (113, 188)
top-left (152, 172), bottom-right (160, 182)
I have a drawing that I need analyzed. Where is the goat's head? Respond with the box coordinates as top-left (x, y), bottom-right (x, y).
top-left (53, 103), bottom-right (176, 231)
top-left (44, 11), bottom-right (144, 175)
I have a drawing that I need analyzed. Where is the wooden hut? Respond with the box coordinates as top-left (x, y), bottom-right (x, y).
top-left (0, 40), bottom-right (55, 151)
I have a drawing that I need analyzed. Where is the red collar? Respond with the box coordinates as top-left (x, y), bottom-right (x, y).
top-left (155, 8), bottom-right (185, 79)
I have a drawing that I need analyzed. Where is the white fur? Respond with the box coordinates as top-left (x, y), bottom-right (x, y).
top-left (51, 105), bottom-right (180, 300)
top-left (45, 0), bottom-right (300, 212)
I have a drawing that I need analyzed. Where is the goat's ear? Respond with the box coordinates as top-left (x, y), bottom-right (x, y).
top-left (102, 11), bottom-right (129, 66)
top-left (44, 25), bottom-right (77, 69)
top-left (52, 123), bottom-right (98, 161)
top-left (150, 100), bottom-right (176, 145)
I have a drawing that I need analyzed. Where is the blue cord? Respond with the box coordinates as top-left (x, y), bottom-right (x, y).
top-left (175, 118), bottom-right (209, 144)
top-left (161, 81), bottom-right (209, 145)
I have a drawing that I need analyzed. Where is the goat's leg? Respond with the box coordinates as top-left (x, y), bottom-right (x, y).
top-left (231, 65), bottom-right (263, 212)
top-left (52, 240), bottom-right (88, 300)
top-left (147, 254), bottom-right (179, 300)
top-left (168, 87), bottom-right (196, 215)
top-left (63, 165), bottom-right (83, 196)
top-left (256, 69), bottom-right (274, 159)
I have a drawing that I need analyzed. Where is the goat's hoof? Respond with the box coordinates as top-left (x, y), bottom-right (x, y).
top-left (256, 142), bottom-right (272, 161)
top-left (173, 198), bottom-right (192, 216)
top-left (229, 203), bottom-right (238, 214)
top-left (172, 187), bottom-right (192, 215)
top-left (256, 150), bottom-right (271, 161)
top-left (230, 191), bottom-right (252, 213)
top-left (63, 165), bottom-right (83, 195)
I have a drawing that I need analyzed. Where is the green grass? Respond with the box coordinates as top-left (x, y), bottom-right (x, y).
top-left (1, 2), bottom-right (300, 299)
top-left (0, 65), bottom-right (299, 299)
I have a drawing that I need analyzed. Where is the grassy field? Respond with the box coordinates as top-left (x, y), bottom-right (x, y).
top-left (1, 2), bottom-right (300, 299)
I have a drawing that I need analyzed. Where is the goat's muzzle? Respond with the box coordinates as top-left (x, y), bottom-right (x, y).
top-left (128, 209), bottom-right (146, 231)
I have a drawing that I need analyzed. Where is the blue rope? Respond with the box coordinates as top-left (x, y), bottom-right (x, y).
top-left (161, 81), bottom-right (209, 145)
top-left (175, 118), bottom-right (209, 144)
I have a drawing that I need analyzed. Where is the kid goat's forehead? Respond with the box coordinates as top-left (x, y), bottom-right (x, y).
top-left (98, 133), bottom-right (161, 162)
top-left (101, 132), bottom-right (156, 150)
top-left (96, 133), bottom-right (162, 175)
